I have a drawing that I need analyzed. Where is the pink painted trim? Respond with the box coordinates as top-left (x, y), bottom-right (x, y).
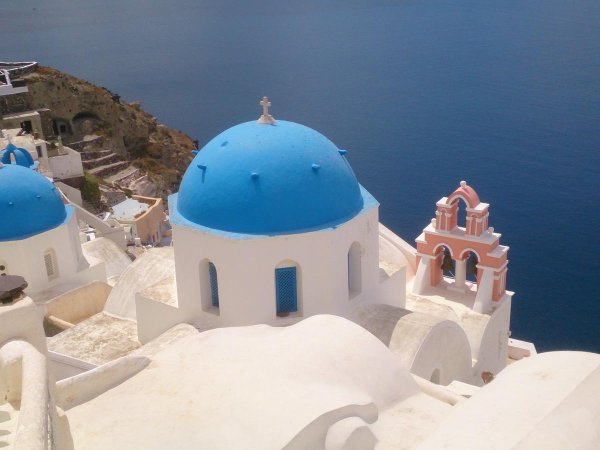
top-left (446, 183), bottom-right (481, 209)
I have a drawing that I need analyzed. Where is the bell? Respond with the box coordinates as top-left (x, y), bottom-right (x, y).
top-left (468, 256), bottom-right (478, 276)
top-left (441, 254), bottom-right (454, 272)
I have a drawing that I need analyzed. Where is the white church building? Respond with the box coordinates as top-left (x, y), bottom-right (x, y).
top-left (167, 112), bottom-right (383, 325)
top-left (117, 99), bottom-right (509, 387)
top-left (0, 163), bottom-right (105, 297)
top-left (0, 98), bottom-right (597, 450)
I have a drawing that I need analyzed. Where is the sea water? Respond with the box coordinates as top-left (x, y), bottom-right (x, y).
top-left (1, 0), bottom-right (599, 351)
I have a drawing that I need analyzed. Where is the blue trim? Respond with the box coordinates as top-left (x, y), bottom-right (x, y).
top-left (275, 267), bottom-right (297, 314)
top-left (168, 185), bottom-right (378, 240)
top-left (208, 262), bottom-right (219, 307)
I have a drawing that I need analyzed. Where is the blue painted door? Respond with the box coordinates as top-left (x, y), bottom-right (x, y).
top-left (275, 267), bottom-right (297, 314)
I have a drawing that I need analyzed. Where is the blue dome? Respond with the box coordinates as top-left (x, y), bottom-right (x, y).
top-left (0, 164), bottom-right (68, 241)
top-left (176, 120), bottom-right (364, 235)
top-left (1, 143), bottom-right (36, 169)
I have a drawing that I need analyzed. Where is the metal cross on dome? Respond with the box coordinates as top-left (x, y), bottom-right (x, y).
top-left (257, 96), bottom-right (276, 124)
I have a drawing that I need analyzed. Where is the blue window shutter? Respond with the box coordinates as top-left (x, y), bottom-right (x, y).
top-left (275, 267), bottom-right (297, 314)
top-left (208, 262), bottom-right (219, 307)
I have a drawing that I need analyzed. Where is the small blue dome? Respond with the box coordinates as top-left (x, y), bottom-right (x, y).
top-left (1, 143), bottom-right (36, 169)
top-left (0, 164), bottom-right (67, 241)
top-left (176, 120), bottom-right (364, 235)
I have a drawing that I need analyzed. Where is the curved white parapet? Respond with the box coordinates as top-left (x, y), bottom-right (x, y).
top-left (283, 402), bottom-right (378, 450)
top-left (0, 340), bottom-right (49, 450)
top-left (350, 304), bottom-right (473, 385)
top-left (378, 222), bottom-right (417, 278)
top-left (56, 355), bottom-right (150, 411)
top-left (416, 352), bottom-right (600, 450)
top-left (0, 299), bottom-right (55, 450)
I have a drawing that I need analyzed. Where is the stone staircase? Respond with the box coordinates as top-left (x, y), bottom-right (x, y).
top-left (74, 137), bottom-right (155, 196)
top-left (80, 149), bottom-right (129, 178)
top-left (88, 160), bottom-right (130, 177)
top-left (82, 152), bottom-right (121, 170)
top-left (0, 403), bottom-right (17, 448)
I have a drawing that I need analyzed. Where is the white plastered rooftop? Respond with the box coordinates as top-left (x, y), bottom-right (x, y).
top-left (81, 237), bottom-right (131, 286)
top-left (62, 315), bottom-right (600, 449)
top-left (65, 315), bottom-right (449, 449)
top-left (111, 197), bottom-right (150, 221)
top-left (47, 312), bottom-right (139, 365)
top-left (416, 351), bottom-right (600, 449)
top-left (48, 247), bottom-right (175, 364)
top-left (103, 247), bottom-right (175, 319)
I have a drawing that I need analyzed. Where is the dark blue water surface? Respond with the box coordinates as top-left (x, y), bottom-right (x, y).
top-left (2, 0), bottom-right (599, 352)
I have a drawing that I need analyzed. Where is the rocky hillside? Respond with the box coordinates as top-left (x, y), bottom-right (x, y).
top-left (22, 66), bottom-right (196, 199)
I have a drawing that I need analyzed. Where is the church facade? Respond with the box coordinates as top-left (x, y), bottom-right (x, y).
top-left (0, 163), bottom-right (105, 297)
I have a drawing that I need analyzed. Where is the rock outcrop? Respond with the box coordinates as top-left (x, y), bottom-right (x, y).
top-left (20, 66), bottom-right (196, 198)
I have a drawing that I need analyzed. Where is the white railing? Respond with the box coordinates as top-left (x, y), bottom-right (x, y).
top-left (0, 339), bottom-right (50, 449)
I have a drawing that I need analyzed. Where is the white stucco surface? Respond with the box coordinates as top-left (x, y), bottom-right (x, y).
top-left (66, 315), bottom-right (424, 450)
top-left (0, 300), bottom-right (52, 449)
top-left (103, 247), bottom-right (174, 319)
top-left (81, 237), bottom-right (131, 285)
top-left (170, 208), bottom-right (384, 329)
top-left (351, 304), bottom-right (472, 385)
top-left (138, 274), bottom-right (177, 306)
top-left (416, 351), bottom-right (600, 449)
top-left (47, 312), bottom-right (140, 365)
top-left (47, 146), bottom-right (84, 179)
top-left (406, 287), bottom-right (511, 385)
top-left (0, 212), bottom-right (106, 298)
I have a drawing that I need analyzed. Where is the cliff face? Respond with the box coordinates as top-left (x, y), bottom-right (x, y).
top-left (21, 66), bottom-right (195, 198)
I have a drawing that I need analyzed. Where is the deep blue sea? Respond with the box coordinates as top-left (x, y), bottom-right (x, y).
top-left (2, 0), bottom-right (599, 352)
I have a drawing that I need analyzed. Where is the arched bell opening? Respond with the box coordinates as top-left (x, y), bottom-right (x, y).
top-left (465, 251), bottom-right (479, 284)
top-left (450, 197), bottom-right (469, 230)
top-left (440, 246), bottom-right (455, 279)
top-left (429, 244), bottom-right (454, 287)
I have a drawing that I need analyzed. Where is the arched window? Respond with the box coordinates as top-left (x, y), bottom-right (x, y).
top-left (44, 249), bottom-right (58, 281)
top-left (348, 242), bottom-right (362, 298)
top-left (199, 259), bottom-right (219, 314)
top-left (275, 262), bottom-right (300, 317)
top-left (208, 262), bottom-right (219, 307)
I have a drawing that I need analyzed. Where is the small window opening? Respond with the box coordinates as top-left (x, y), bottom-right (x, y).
top-left (44, 250), bottom-right (58, 280)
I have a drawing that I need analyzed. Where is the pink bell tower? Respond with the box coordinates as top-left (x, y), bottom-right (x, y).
top-left (413, 181), bottom-right (512, 313)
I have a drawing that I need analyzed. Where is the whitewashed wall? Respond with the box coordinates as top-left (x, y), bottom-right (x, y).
top-left (0, 211), bottom-right (105, 295)
top-left (136, 207), bottom-right (408, 343)
top-left (48, 147), bottom-right (83, 179)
